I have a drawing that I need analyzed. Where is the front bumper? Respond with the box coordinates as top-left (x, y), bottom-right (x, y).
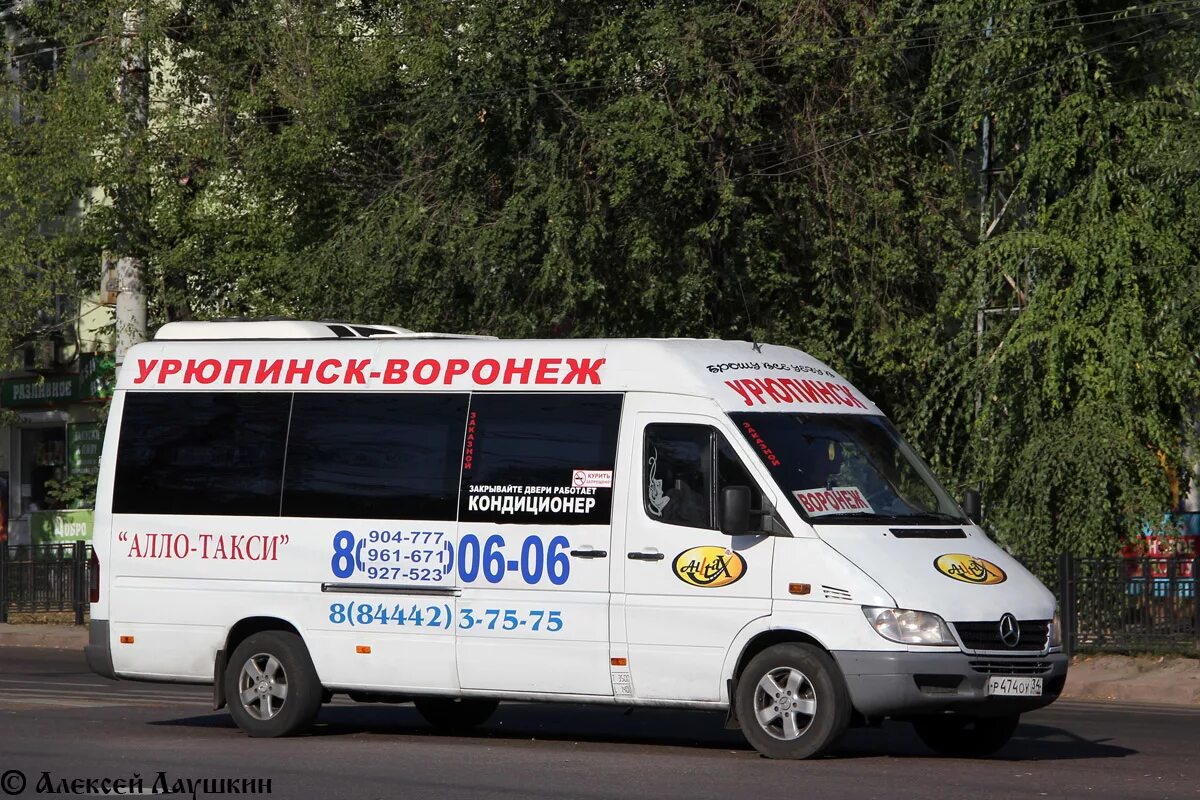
top-left (832, 649), bottom-right (1067, 719)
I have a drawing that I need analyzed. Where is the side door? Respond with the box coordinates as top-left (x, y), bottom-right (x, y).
top-left (455, 392), bottom-right (622, 696)
top-left (620, 404), bottom-right (775, 702)
top-left (288, 392), bottom-right (467, 692)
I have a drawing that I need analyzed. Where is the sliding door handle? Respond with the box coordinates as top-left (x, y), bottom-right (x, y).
top-left (570, 549), bottom-right (608, 559)
top-left (627, 551), bottom-right (665, 561)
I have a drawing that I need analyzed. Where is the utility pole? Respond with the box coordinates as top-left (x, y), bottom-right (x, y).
top-left (113, 5), bottom-right (148, 373)
top-left (969, 12), bottom-right (998, 521)
top-left (978, 14), bottom-right (994, 242)
top-left (974, 13), bottom-right (995, 420)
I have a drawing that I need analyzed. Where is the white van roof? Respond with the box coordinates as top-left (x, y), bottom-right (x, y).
top-left (154, 320), bottom-right (497, 341)
top-left (122, 323), bottom-right (880, 415)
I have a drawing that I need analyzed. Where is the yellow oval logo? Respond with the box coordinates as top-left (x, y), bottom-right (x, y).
top-left (672, 546), bottom-right (747, 588)
top-left (934, 553), bottom-right (1007, 585)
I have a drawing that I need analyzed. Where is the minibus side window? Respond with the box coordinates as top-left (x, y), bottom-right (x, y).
top-left (459, 393), bottom-right (623, 525)
top-left (644, 424), bottom-right (765, 531)
top-left (282, 393), bottom-right (469, 520)
top-left (113, 392), bottom-right (291, 516)
top-left (644, 425), bottom-right (713, 528)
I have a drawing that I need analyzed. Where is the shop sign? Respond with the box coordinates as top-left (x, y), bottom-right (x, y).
top-left (77, 353), bottom-right (115, 402)
top-left (0, 353), bottom-right (115, 409)
top-left (1, 376), bottom-right (76, 407)
top-left (68, 423), bottom-right (104, 476)
top-left (31, 509), bottom-right (93, 543)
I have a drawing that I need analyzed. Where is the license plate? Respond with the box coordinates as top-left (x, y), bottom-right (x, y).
top-left (986, 676), bottom-right (1043, 696)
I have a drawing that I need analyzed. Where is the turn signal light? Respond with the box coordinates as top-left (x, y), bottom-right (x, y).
top-left (788, 583), bottom-right (811, 595)
top-left (356, 645), bottom-right (371, 654)
top-left (610, 657), bottom-right (627, 666)
top-left (119, 635), bottom-right (134, 644)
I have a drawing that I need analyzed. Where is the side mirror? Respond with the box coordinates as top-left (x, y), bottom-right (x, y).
top-left (962, 488), bottom-right (982, 525)
top-left (720, 486), bottom-right (752, 535)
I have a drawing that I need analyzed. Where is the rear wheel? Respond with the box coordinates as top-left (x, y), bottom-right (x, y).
top-left (912, 713), bottom-right (1020, 757)
top-left (735, 643), bottom-right (851, 759)
top-left (414, 697), bottom-right (499, 732)
top-left (225, 631), bottom-right (323, 737)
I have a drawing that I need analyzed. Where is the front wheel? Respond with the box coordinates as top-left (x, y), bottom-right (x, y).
top-left (912, 714), bottom-right (1020, 757)
top-left (735, 643), bottom-right (851, 759)
top-left (414, 697), bottom-right (499, 732)
top-left (225, 631), bottom-right (323, 737)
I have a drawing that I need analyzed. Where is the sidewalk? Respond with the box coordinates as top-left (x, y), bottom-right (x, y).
top-left (0, 623), bottom-right (87, 650)
top-left (1064, 653), bottom-right (1200, 706)
top-left (1, 623), bottom-right (1197, 707)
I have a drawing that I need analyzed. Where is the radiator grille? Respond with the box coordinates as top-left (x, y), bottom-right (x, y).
top-left (952, 620), bottom-right (1050, 652)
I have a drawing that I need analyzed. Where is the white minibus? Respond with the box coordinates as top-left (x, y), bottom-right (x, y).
top-left (86, 320), bottom-right (1065, 759)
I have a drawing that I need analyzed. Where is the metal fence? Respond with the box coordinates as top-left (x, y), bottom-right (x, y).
top-left (1, 544), bottom-right (1196, 649)
top-left (0, 541), bottom-right (91, 625)
top-left (1027, 555), bottom-right (1199, 655)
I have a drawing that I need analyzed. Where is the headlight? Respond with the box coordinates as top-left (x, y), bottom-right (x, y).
top-left (862, 606), bottom-right (957, 646)
top-left (1048, 610), bottom-right (1063, 648)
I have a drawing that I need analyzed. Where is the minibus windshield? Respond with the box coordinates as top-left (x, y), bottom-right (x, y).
top-left (731, 412), bottom-right (967, 525)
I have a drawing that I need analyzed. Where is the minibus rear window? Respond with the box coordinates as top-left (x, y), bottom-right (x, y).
top-left (113, 392), bottom-right (291, 516)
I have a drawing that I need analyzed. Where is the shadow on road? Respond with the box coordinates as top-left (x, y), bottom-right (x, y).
top-left (151, 703), bottom-right (1136, 761)
top-left (998, 723), bottom-right (1137, 761)
top-left (835, 721), bottom-right (1136, 761)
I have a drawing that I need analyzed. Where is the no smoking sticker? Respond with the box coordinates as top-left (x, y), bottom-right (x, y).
top-left (572, 469), bottom-right (613, 489)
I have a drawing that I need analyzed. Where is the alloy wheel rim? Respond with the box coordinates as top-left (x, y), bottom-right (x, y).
top-left (238, 653), bottom-right (289, 721)
top-left (753, 666), bottom-right (817, 741)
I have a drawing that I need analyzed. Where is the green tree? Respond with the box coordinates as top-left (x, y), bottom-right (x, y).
top-left (2, 0), bottom-right (1196, 558)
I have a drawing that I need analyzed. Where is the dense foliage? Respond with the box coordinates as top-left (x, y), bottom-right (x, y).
top-left (2, 0), bottom-right (1197, 558)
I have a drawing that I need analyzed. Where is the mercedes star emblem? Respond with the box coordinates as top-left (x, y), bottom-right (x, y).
top-left (998, 613), bottom-right (1020, 648)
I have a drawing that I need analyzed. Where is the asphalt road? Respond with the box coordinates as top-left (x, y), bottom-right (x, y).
top-left (0, 647), bottom-right (1197, 800)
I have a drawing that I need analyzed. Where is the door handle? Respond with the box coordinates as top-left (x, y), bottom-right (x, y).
top-left (570, 549), bottom-right (608, 559)
top-left (627, 551), bottom-right (665, 561)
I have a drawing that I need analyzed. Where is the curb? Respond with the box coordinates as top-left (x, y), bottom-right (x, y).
top-left (0, 624), bottom-right (88, 650)
top-left (1060, 654), bottom-right (1200, 707)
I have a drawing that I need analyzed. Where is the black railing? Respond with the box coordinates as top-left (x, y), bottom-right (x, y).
top-left (0, 541), bottom-right (91, 625)
top-left (1024, 555), bottom-right (1199, 655)
top-left (1, 544), bottom-right (1196, 648)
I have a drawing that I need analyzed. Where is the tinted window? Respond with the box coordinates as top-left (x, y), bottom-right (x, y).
top-left (282, 393), bottom-right (467, 520)
top-left (113, 392), bottom-right (291, 516)
top-left (460, 394), bottom-right (623, 525)
top-left (644, 424), bottom-right (764, 530)
top-left (645, 424), bottom-right (713, 528)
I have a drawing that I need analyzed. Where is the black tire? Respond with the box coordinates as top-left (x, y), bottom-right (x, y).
top-left (735, 643), bottom-right (851, 759)
top-left (912, 714), bottom-right (1020, 757)
top-left (225, 631), bottom-right (323, 737)
top-left (413, 697), bottom-right (499, 732)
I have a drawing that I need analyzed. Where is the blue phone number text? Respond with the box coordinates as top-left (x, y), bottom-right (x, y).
top-left (332, 531), bottom-right (571, 586)
top-left (327, 602), bottom-right (563, 632)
